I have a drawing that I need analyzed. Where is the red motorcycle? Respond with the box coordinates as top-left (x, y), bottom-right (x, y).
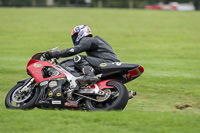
top-left (5, 47), bottom-right (144, 111)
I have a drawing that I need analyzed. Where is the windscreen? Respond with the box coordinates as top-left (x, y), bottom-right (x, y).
top-left (31, 47), bottom-right (60, 60)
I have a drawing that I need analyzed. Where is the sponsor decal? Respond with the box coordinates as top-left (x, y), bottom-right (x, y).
top-left (116, 62), bottom-right (122, 66)
top-left (39, 100), bottom-right (49, 104)
top-left (52, 100), bottom-right (61, 104)
top-left (64, 102), bottom-right (78, 107)
top-left (100, 63), bottom-right (107, 67)
top-left (56, 93), bottom-right (61, 97)
top-left (32, 71), bottom-right (39, 73)
top-left (40, 81), bottom-right (48, 86)
top-left (34, 63), bottom-right (42, 68)
top-left (57, 78), bottom-right (65, 80)
top-left (49, 81), bottom-right (57, 88)
top-left (48, 91), bottom-right (53, 97)
top-left (112, 62), bottom-right (122, 66)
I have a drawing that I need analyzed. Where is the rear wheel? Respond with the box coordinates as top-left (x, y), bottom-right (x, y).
top-left (85, 81), bottom-right (129, 111)
top-left (5, 81), bottom-right (39, 109)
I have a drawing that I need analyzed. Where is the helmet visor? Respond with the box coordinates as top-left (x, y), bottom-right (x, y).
top-left (72, 33), bottom-right (78, 45)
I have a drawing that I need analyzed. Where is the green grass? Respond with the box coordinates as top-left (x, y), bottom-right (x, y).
top-left (0, 8), bottom-right (200, 133)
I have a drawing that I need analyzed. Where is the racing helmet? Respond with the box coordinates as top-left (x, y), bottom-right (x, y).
top-left (71, 25), bottom-right (93, 46)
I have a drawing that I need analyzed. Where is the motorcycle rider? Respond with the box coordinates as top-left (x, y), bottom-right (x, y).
top-left (45, 24), bottom-right (120, 85)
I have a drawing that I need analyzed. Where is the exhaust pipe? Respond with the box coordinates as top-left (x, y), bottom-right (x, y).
top-left (128, 91), bottom-right (137, 99)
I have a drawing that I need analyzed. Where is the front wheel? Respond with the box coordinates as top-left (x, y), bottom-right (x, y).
top-left (85, 81), bottom-right (129, 111)
top-left (5, 81), bottom-right (39, 109)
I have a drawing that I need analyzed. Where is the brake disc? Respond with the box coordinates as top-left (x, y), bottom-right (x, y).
top-left (12, 86), bottom-right (31, 103)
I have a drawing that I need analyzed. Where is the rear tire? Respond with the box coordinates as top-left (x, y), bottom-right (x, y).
top-left (5, 82), bottom-right (39, 110)
top-left (85, 81), bottom-right (129, 111)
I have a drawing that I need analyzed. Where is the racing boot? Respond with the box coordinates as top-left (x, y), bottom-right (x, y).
top-left (76, 66), bottom-right (99, 86)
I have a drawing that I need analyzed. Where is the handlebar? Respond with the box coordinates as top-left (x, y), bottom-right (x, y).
top-left (40, 53), bottom-right (58, 65)
top-left (50, 58), bottom-right (58, 64)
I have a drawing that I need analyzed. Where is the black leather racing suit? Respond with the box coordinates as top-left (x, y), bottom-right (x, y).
top-left (55, 36), bottom-right (120, 74)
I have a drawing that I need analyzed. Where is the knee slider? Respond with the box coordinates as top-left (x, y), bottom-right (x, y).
top-left (74, 55), bottom-right (82, 63)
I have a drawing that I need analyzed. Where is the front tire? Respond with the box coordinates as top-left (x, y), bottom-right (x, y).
top-left (5, 82), bottom-right (39, 109)
top-left (85, 81), bottom-right (129, 111)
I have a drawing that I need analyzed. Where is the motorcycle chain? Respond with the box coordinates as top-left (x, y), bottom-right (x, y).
top-left (73, 92), bottom-right (105, 102)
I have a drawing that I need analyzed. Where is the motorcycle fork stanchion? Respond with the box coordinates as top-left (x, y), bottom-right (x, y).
top-left (18, 78), bottom-right (35, 93)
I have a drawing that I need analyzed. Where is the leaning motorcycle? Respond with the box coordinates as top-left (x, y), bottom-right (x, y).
top-left (5, 47), bottom-right (144, 111)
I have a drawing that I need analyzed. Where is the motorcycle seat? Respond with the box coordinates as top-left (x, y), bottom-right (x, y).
top-left (96, 62), bottom-right (139, 73)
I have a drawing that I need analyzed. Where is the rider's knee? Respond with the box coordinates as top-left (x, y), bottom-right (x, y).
top-left (74, 55), bottom-right (82, 64)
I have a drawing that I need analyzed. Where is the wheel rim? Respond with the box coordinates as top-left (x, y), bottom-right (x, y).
top-left (89, 87), bottom-right (120, 110)
top-left (10, 85), bottom-right (33, 107)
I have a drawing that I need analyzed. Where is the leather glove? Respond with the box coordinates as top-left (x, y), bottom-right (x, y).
top-left (44, 51), bottom-right (60, 60)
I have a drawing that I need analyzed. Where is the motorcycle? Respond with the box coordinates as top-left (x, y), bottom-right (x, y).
top-left (5, 47), bottom-right (144, 111)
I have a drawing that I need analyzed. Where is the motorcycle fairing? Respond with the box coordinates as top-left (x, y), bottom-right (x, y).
top-left (96, 62), bottom-right (144, 83)
top-left (27, 60), bottom-right (66, 83)
top-left (35, 78), bottom-right (79, 109)
top-left (97, 80), bottom-right (116, 90)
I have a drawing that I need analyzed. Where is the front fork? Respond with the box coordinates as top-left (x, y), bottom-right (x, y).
top-left (18, 78), bottom-right (35, 93)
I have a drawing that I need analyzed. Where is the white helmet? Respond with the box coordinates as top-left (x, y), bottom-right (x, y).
top-left (71, 25), bottom-right (92, 46)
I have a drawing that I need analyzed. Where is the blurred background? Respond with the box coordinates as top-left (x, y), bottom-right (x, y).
top-left (0, 0), bottom-right (199, 11)
top-left (0, 0), bottom-right (200, 133)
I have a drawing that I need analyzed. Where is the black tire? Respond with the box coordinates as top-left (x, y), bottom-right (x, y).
top-left (85, 81), bottom-right (129, 111)
top-left (5, 82), bottom-right (39, 110)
